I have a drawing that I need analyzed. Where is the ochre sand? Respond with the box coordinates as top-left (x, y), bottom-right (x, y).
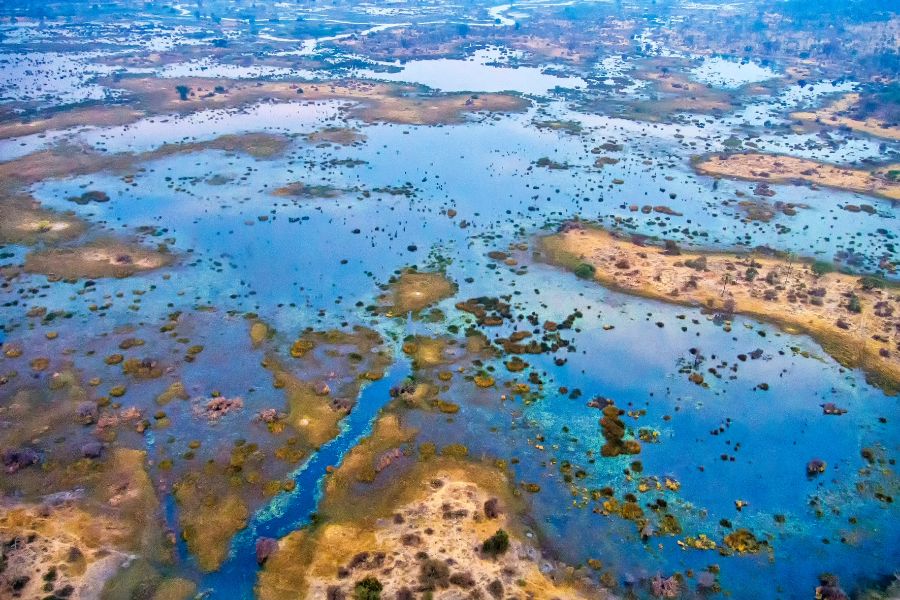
top-left (258, 457), bottom-right (603, 600)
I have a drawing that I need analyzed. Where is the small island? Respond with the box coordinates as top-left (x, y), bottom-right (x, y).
top-left (540, 223), bottom-right (899, 393)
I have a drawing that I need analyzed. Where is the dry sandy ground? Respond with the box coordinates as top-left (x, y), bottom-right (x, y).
top-left (0, 449), bottom-right (188, 600)
top-left (258, 465), bottom-right (603, 600)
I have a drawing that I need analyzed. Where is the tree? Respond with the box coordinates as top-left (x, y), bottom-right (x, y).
top-left (720, 273), bottom-right (734, 296)
top-left (175, 85), bottom-right (190, 101)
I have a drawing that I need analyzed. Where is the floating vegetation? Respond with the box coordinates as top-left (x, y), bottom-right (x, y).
top-left (271, 181), bottom-right (346, 199)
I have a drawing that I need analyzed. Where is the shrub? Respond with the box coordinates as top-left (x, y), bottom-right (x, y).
top-left (811, 261), bottom-right (834, 276)
top-left (684, 256), bottom-right (707, 271)
top-left (574, 263), bottom-right (595, 279)
top-left (418, 442), bottom-right (436, 460)
top-left (353, 576), bottom-right (382, 600)
top-left (450, 572), bottom-right (476, 588)
top-left (482, 529), bottom-right (510, 557)
top-left (419, 559), bottom-right (450, 590)
top-left (859, 276), bottom-right (886, 291)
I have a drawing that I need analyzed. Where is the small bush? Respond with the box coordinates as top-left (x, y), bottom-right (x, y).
top-left (419, 559), bottom-right (450, 590)
top-left (574, 263), bottom-right (595, 279)
top-left (450, 572), bottom-right (476, 588)
top-left (811, 261), bottom-right (834, 276)
top-left (859, 276), bottom-right (886, 291)
top-left (482, 529), bottom-right (510, 557)
top-left (684, 256), bottom-right (707, 271)
top-left (353, 576), bottom-right (382, 600)
top-left (418, 442), bottom-right (436, 460)
top-left (487, 580), bottom-right (504, 599)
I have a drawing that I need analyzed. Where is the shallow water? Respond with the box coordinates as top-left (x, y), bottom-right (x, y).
top-left (202, 354), bottom-right (413, 595)
top-left (0, 1), bottom-right (897, 599)
top-left (19, 106), bottom-right (896, 595)
top-left (352, 47), bottom-right (588, 94)
top-left (691, 57), bottom-right (778, 89)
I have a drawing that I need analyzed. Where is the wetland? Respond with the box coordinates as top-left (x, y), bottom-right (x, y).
top-left (0, 1), bottom-right (898, 599)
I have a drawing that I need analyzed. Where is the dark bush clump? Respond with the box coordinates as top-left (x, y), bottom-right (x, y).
top-left (450, 571), bottom-right (476, 588)
top-left (859, 276), bottom-right (886, 291)
top-left (419, 559), bottom-right (450, 590)
top-left (353, 576), bottom-right (382, 600)
top-left (811, 261), bottom-right (834, 276)
top-left (574, 262), bottom-right (595, 279)
top-left (684, 256), bottom-right (707, 271)
top-left (482, 529), bottom-right (510, 557)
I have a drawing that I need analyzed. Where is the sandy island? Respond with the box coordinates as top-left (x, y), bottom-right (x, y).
top-left (791, 93), bottom-right (900, 141)
top-left (376, 270), bottom-right (458, 316)
top-left (103, 76), bottom-right (531, 127)
top-left (0, 196), bottom-right (87, 245)
top-left (24, 240), bottom-right (174, 279)
top-left (540, 224), bottom-right (899, 394)
top-left (258, 455), bottom-right (603, 600)
top-left (695, 152), bottom-right (900, 201)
